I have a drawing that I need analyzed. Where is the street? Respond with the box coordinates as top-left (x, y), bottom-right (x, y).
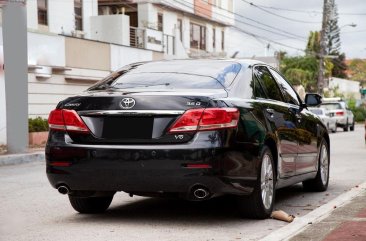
top-left (0, 125), bottom-right (365, 241)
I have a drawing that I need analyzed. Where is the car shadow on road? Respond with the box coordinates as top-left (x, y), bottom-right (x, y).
top-left (64, 185), bottom-right (312, 225)
top-left (69, 195), bottom-right (245, 225)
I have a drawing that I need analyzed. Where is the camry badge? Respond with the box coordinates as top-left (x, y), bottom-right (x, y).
top-left (120, 98), bottom-right (136, 109)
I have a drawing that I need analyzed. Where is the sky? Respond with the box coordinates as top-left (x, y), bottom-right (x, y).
top-left (226, 0), bottom-right (366, 59)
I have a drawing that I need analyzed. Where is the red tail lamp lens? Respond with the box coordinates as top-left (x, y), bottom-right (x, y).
top-left (48, 109), bottom-right (89, 133)
top-left (169, 108), bottom-right (239, 133)
top-left (48, 109), bottom-right (65, 131)
top-left (336, 111), bottom-right (344, 116)
top-left (199, 108), bottom-right (239, 130)
top-left (169, 108), bottom-right (204, 132)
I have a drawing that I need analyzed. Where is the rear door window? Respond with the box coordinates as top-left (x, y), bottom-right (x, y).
top-left (254, 66), bottom-right (284, 102)
top-left (269, 68), bottom-right (300, 106)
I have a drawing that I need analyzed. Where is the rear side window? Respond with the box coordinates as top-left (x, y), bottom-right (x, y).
top-left (269, 68), bottom-right (300, 106)
top-left (254, 66), bottom-right (283, 102)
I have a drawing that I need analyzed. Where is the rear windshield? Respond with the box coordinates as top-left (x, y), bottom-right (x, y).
top-left (321, 103), bottom-right (343, 110)
top-left (88, 60), bottom-right (242, 91)
top-left (309, 109), bottom-right (324, 115)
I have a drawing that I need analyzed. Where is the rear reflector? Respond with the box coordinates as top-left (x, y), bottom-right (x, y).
top-left (185, 163), bottom-right (212, 169)
top-left (48, 109), bottom-right (89, 133)
top-left (49, 161), bottom-right (72, 167)
top-left (169, 108), bottom-right (239, 133)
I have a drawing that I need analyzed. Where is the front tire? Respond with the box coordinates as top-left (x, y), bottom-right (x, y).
top-left (237, 146), bottom-right (275, 219)
top-left (69, 195), bottom-right (113, 214)
top-left (303, 139), bottom-right (329, 192)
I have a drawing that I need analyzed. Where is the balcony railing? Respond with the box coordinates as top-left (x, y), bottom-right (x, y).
top-left (130, 26), bottom-right (145, 49)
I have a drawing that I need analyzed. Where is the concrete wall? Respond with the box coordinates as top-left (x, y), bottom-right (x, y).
top-left (82, 0), bottom-right (98, 38)
top-left (65, 37), bottom-right (110, 70)
top-left (48, 0), bottom-right (74, 35)
top-left (110, 44), bottom-right (154, 71)
top-left (28, 73), bottom-right (90, 118)
top-left (90, 15), bottom-right (130, 46)
top-left (26, 0), bottom-right (38, 30)
top-left (329, 77), bottom-right (361, 99)
top-left (28, 32), bottom-right (65, 66)
top-left (138, 3), bottom-right (157, 29)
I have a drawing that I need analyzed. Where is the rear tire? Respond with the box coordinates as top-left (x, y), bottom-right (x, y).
top-left (343, 120), bottom-right (349, 132)
top-left (237, 146), bottom-right (275, 219)
top-left (350, 122), bottom-right (355, 131)
top-left (69, 195), bottom-right (113, 214)
top-left (303, 138), bottom-right (329, 192)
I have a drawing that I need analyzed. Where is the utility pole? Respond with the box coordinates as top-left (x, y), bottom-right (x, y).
top-left (2, 0), bottom-right (28, 153)
top-left (318, 0), bottom-right (330, 94)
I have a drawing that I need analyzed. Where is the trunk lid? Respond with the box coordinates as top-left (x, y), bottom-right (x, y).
top-left (58, 89), bottom-right (226, 144)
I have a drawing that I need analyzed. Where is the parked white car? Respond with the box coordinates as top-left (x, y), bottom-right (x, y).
top-left (321, 98), bottom-right (354, 132)
top-left (309, 107), bottom-right (337, 133)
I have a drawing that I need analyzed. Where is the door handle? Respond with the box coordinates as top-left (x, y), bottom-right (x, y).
top-left (266, 108), bottom-right (275, 117)
top-left (295, 113), bottom-right (302, 122)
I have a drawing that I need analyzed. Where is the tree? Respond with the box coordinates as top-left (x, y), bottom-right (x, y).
top-left (306, 31), bottom-right (321, 56)
top-left (325, 0), bottom-right (347, 78)
top-left (348, 59), bottom-right (366, 84)
top-left (280, 55), bottom-right (319, 91)
top-left (325, 0), bottom-right (341, 55)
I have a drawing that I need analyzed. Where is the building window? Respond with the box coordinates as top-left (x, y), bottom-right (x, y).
top-left (74, 0), bottom-right (83, 31)
top-left (190, 23), bottom-right (206, 50)
top-left (37, 0), bottom-right (48, 25)
top-left (213, 28), bottom-right (216, 49)
top-left (158, 13), bottom-right (163, 31)
top-left (221, 30), bottom-right (224, 50)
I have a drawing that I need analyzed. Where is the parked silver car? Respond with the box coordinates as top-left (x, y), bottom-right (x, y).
top-left (309, 107), bottom-right (337, 133)
top-left (321, 98), bottom-right (354, 132)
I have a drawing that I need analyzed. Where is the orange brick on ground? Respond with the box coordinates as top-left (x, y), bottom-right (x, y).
top-left (323, 221), bottom-right (366, 241)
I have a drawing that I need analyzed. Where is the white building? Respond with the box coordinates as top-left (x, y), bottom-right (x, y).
top-left (0, 0), bottom-right (235, 144)
top-left (328, 77), bottom-right (361, 100)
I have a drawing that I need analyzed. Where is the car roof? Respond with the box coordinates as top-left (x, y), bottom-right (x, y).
top-left (129, 58), bottom-right (267, 68)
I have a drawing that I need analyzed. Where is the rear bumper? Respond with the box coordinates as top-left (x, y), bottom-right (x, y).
top-left (46, 132), bottom-right (260, 197)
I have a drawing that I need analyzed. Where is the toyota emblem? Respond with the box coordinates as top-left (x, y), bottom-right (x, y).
top-left (120, 98), bottom-right (136, 109)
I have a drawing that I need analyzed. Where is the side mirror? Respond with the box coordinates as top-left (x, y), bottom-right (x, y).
top-left (305, 93), bottom-right (322, 107)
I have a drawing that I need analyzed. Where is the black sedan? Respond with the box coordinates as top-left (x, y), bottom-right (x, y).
top-left (46, 59), bottom-right (329, 219)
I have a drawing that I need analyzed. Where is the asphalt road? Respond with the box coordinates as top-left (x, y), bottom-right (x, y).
top-left (1, 125), bottom-right (365, 241)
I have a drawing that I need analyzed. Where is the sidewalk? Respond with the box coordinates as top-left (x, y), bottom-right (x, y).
top-left (290, 189), bottom-right (366, 241)
top-left (0, 147), bottom-right (45, 166)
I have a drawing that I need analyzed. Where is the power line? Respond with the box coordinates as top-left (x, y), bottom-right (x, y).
top-left (204, 0), bottom-right (307, 40)
top-left (167, 0), bottom-right (306, 52)
top-left (241, 0), bottom-right (322, 24)
top-left (168, 0), bottom-right (306, 41)
top-left (239, 2), bottom-right (366, 16)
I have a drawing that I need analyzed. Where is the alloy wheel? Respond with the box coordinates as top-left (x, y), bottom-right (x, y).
top-left (260, 154), bottom-right (274, 210)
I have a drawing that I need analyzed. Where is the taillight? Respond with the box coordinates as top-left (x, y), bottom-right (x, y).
top-left (169, 108), bottom-right (239, 133)
top-left (48, 109), bottom-right (89, 133)
top-left (336, 111), bottom-right (344, 116)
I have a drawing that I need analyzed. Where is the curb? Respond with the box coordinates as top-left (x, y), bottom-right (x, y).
top-left (260, 181), bottom-right (366, 241)
top-left (0, 152), bottom-right (45, 166)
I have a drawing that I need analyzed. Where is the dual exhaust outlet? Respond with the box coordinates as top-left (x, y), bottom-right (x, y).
top-left (58, 184), bottom-right (210, 200)
top-left (57, 185), bottom-right (70, 195)
top-left (192, 186), bottom-right (210, 200)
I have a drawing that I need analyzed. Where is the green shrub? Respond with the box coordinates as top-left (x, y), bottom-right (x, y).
top-left (29, 117), bottom-right (49, 132)
top-left (351, 106), bottom-right (366, 123)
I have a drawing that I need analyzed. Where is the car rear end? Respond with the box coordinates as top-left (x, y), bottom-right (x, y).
top-left (46, 60), bottom-right (258, 201)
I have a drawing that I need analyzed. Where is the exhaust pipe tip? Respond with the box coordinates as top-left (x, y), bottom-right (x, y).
top-left (58, 185), bottom-right (70, 195)
top-left (193, 188), bottom-right (209, 199)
